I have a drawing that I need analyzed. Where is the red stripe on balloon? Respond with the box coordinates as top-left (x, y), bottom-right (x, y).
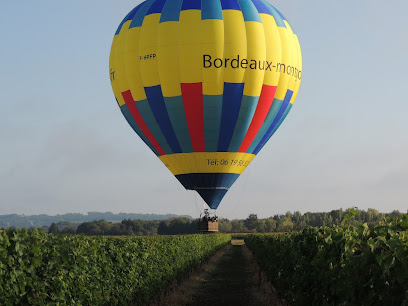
top-left (238, 84), bottom-right (277, 153)
top-left (121, 90), bottom-right (166, 156)
top-left (181, 83), bottom-right (205, 152)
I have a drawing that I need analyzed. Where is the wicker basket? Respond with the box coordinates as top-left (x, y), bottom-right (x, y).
top-left (198, 220), bottom-right (219, 233)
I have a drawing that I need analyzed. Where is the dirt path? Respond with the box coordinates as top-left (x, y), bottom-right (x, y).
top-left (186, 240), bottom-right (263, 305)
top-left (159, 240), bottom-right (287, 306)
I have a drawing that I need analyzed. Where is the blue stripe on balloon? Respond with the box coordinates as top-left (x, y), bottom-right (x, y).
top-left (228, 95), bottom-right (259, 152)
top-left (220, 0), bottom-right (241, 11)
top-left (250, 0), bottom-right (271, 15)
top-left (271, 103), bottom-right (292, 136)
top-left (259, 0), bottom-right (286, 28)
top-left (129, 0), bottom-right (155, 28)
top-left (274, 4), bottom-right (286, 21)
top-left (164, 96), bottom-right (193, 153)
top-left (135, 99), bottom-right (173, 154)
top-left (255, 103), bottom-right (293, 154)
top-left (115, 4), bottom-right (143, 35)
top-left (252, 90), bottom-right (293, 154)
top-left (144, 85), bottom-right (182, 153)
top-left (261, 0), bottom-right (286, 21)
top-left (160, 0), bottom-right (183, 22)
top-left (237, 0), bottom-right (262, 22)
top-left (181, 0), bottom-right (201, 10)
top-left (218, 82), bottom-right (245, 152)
top-left (246, 98), bottom-right (283, 153)
top-left (203, 95), bottom-right (223, 152)
top-left (120, 104), bottom-right (160, 156)
top-left (277, 103), bottom-right (293, 131)
top-left (147, 0), bottom-right (167, 15)
top-left (202, 0), bottom-right (223, 20)
top-left (260, 1), bottom-right (295, 32)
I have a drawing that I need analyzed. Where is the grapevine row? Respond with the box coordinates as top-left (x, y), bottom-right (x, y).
top-left (245, 216), bottom-right (408, 305)
top-left (0, 229), bottom-right (231, 305)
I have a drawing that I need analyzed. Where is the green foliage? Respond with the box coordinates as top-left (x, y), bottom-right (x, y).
top-left (341, 207), bottom-right (357, 226)
top-left (276, 214), bottom-right (294, 232)
top-left (157, 217), bottom-right (198, 235)
top-left (244, 214), bottom-right (259, 231)
top-left (48, 223), bottom-right (59, 234)
top-left (74, 217), bottom-right (197, 236)
top-left (0, 212), bottom-right (191, 229)
top-left (17, 208), bottom-right (402, 236)
top-left (0, 229), bottom-right (230, 305)
top-left (245, 216), bottom-right (408, 305)
top-left (218, 208), bottom-right (395, 234)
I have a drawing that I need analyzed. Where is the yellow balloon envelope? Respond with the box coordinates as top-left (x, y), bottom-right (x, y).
top-left (110, 0), bottom-right (302, 209)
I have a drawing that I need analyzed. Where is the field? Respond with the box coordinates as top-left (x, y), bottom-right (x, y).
top-left (1, 216), bottom-right (408, 305)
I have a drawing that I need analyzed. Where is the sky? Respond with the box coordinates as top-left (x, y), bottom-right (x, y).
top-left (1, 1), bottom-right (407, 219)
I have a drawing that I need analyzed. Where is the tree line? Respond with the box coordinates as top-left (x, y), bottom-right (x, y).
top-left (46, 208), bottom-right (406, 235)
top-left (0, 212), bottom-right (190, 229)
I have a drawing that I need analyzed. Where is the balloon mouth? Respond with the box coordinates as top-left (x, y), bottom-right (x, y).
top-left (194, 188), bottom-right (229, 210)
top-left (194, 187), bottom-right (229, 190)
top-left (175, 173), bottom-right (240, 209)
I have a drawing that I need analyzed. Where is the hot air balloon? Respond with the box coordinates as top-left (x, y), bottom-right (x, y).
top-left (109, 0), bottom-right (302, 213)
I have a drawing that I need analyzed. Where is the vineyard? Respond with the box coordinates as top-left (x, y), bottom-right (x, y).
top-left (0, 230), bottom-right (230, 305)
top-left (2, 216), bottom-right (408, 305)
top-left (245, 216), bottom-right (408, 305)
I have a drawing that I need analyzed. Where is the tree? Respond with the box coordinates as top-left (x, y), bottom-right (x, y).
top-left (367, 208), bottom-right (380, 222)
top-left (245, 214), bottom-right (259, 231)
top-left (219, 218), bottom-right (232, 233)
top-left (48, 223), bottom-right (59, 234)
top-left (76, 221), bottom-right (107, 235)
top-left (330, 209), bottom-right (344, 226)
top-left (230, 220), bottom-right (248, 233)
top-left (276, 217), bottom-right (294, 232)
top-left (157, 217), bottom-right (197, 235)
top-left (389, 210), bottom-right (402, 219)
top-left (341, 208), bottom-right (357, 226)
top-left (292, 211), bottom-right (302, 229)
top-left (266, 218), bottom-right (277, 232)
top-left (60, 227), bottom-right (76, 234)
top-left (257, 218), bottom-right (277, 233)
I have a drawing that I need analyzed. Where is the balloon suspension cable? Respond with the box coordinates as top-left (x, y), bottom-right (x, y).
top-left (228, 167), bottom-right (250, 219)
top-left (194, 191), bottom-right (200, 218)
